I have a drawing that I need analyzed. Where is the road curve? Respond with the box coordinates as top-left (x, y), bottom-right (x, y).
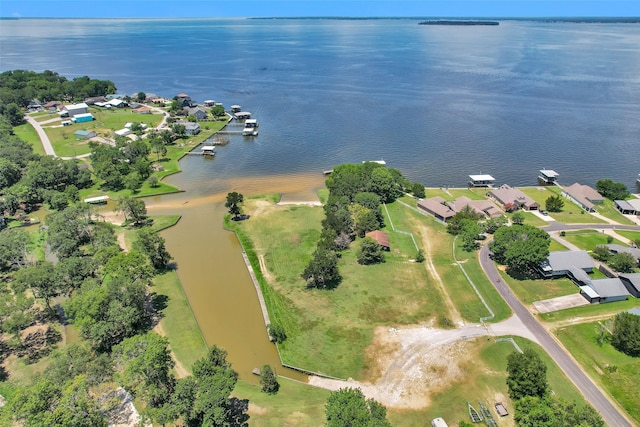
top-left (478, 244), bottom-right (633, 427)
top-left (25, 115), bottom-right (57, 156)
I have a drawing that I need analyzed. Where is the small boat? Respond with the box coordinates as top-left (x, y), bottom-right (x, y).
top-left (468, 402), bottom-right (482, 423)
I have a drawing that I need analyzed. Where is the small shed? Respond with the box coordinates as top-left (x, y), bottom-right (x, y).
top-left (74, 130), bottom-right (96, 140)
top-left (365, 230), bottom-right (390, 251)
top-left (72, 113), bottom-right (94, 123)
top-left (495, 402), bottom-right (508, 417)
top-left (115, 128), bottom-right (130, 137)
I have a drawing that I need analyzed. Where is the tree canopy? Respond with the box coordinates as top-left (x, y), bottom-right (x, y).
top-left (595, 179), bottom-right (629, 201)
top-left (545, 195), bottom-right (564, 212)
top-left (325, 387), bottom-right (391, 427)
top-left (611, 312), bottom-right (640, 357)
top-left (506, 348), bottom-right (548, 401)
top-left (490, 224), bottom-right (550, 277)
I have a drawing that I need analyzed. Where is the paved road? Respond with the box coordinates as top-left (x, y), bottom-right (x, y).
top-left (479, 244), bottom-right (633, 427)
top-left (25, 115), bottom-right (56, 156)
top-left (542, 222), bottom-right (640, 232)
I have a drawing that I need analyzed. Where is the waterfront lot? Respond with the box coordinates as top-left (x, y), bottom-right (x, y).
top-left (519, 187), bottom-right (607, 224)
top-left (555, 321), bottom-right (640, 424)
top-left (232, 197), bottom-right (511, 379)
top-left (499, 270), bottom-right (578, 304)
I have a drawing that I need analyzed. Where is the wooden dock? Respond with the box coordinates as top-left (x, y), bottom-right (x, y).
top-left (184, 151), bottom-right (215, 156)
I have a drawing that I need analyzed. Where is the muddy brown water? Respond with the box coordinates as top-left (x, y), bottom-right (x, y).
top-left (147, 170), bottom-right (326, 383)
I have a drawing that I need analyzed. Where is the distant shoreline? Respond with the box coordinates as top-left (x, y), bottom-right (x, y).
top-left (419, 20), bottom-right (499, 26)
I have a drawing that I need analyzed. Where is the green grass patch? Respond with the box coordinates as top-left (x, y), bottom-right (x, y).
top-left (616, 230), bottom-right (640, 244)
top-left (152, 270), bottom-right (208, 373)
top-left (13, 122), bottom-right (45, 155)
top-left (149, 215), bottom-right (181, 232)
top-left (515, 211), bottom-right (549, 227)
top-left (597, 199), bottom-right (636, 225)
top-left (519, 187), bottom-right (605, 224)
top-left (562, 230), bottom-right (627, 252)
top-left (539, 298), bottom-right (640, 323)
top-left (453, 242), bottom-right (512, 322)
top-left (500, 271), bottom-right (578, 304)
top-left (549, 238), bottom-right (569, 251)
top-left (233, 377), bottom-right (330, 426)
top-left (555, 321), bottom-right (640, 423)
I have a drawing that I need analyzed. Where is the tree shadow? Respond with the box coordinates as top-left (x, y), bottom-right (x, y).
top-left (227, 397), bottom-right (250, 426)
top-left (151, 292), bottom-right (169, 312)
top-left (231, 214), bottom-right (251, 222)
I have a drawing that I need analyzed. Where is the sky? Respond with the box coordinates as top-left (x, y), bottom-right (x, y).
top-left (1, 0), bottom-right (640, 18)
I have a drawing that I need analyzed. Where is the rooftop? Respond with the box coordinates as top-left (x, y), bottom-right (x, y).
top-left (589, 278), bottom-right (630, 299)
top-left (539, 169), bottom-right (559, 178)
top-left (469, 174), bottom-right (495, 181)
top-left (545, 250), bottom-right (594, 273)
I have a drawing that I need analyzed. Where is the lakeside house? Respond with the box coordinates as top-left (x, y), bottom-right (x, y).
top-left (186, 106), bottom-right (209, 120)
top-left (176, 93), bottom-right (196, 108)
top-left (417, 195), bottom-right (502, 222)
top-left (175, 121), bottom-right (201, 135)
top-left (561, 183), bottom-right (604, 212)
top-left (365, 230), bottom-right (390, 251)
top-left (540, 250), bottom-right (630, 303)
top-left (132, 106), bottom-right (152, 114)
top-left (488, 184), bottom-right (539, 211)
top-left (614, 198), bottom-right (640, 215)
top-left (107, 98), bottom-right (127, 108)
top-left (145, 93), bottom-right (159, 102)
top-left (605, 244), bottom-right (640, 266)
top-left (417, 197), bottom-right (456, 222)
top-left (43, 101), bottom-right (61, 111)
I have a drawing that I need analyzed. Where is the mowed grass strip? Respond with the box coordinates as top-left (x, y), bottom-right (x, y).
top-left (499, 270), bottom-right (577, 304)
top-left (539, 298), bottom-right (640, 324)
top-left (615, 230), bottom-right (640, 244)
top-left (233, 198), bottom-right (449, 379)
top-left (562, 230), bottom-right (627, 252)
top-left (555, 321), bottom-right (640, 424)
top-left (13, 122), bottom-right (46, 155)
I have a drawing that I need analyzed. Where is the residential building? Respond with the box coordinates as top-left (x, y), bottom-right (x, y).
top-left (561, 183), bottom-right (604, 212)
top-left (365, 230), bottom-right (390, 251)
top-left (74, 130), bottom-right (96, 140)
top-left (488, 184), bottom-right (539, 211)
top-left (187, 106), bottom-right (209, 120)
top-left (619, 273), bottom-right (640, 298)
top-left (417, 197), bottom-right (456, 222)
top-left (62, 102), bottom-right (89, 117)
top-left (614, 198), bottom-right (640, 215)
top-left (175, 121), bottom-right (201, 135)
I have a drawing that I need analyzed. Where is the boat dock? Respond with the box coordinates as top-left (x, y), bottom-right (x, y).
top-left (184, 146), bottom-right (216, 156)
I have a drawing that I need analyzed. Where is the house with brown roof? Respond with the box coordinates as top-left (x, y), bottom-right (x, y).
top-left (365, 230), bottom-right (390, 251)
top-left (450, 196), bottom-right (503, 219)
top-left (132, 106), bottom-right (152, 114)
top-left (488, 184), bottom-right (539, 211)
top-left (561, 183), bottom-right (604, 212)
top-left (417, 197), bottom-right (456, 222)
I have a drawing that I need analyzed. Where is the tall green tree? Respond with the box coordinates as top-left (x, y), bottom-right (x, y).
top-left (506, 348), bottom-right (548, 401)
top-left (325, 387), bottom-right (391, 427)
top-left (14, 262), bottom-right (58, 314)
top-left (259, 364), bottom-right (279, 394)
top-left (596, 179), bottom-right (629, 201)
top-left (302, 248), bottom-right (341, 289)
top-left (490, 224), bottom-right (550, 277)
top-left (225, 192), bottom-right (244, 220)
top-left (116, 196), bottom-right (147, 225)
top-left (134, 227), bottom-right (173, 270)
top-left (357, 237), bottom-right (385, 265)
top-left (0, 228), bottom-right (30, 271)
top-left (545, 195), bottom-right (564, 212)
top-left (611, 312), bottom-right (640, 357)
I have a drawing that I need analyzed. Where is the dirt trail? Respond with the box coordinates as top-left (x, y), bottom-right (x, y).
top-left (410, 216), bottom-right (463, 327)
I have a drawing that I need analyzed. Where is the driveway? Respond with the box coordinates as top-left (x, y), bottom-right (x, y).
top-left (25, 115), bottom-right (56, 156)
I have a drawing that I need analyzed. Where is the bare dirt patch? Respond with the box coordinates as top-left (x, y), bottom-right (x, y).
top-left (248, 403), bottom-right (268, 416)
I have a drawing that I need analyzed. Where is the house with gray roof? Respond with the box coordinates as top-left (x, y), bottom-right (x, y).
top-left (619, 273), bottom-right (640, 298)
top-left (175, 121), bottom-right (201, 135)
top-left (488, 184), bottom-right (539, 211)
top-left (581, 278), bottom-right (630, 303)
top-left (614, 198), bottom-right (640, 215)
top-left (186, 106), bottom-right (209, 121)
top-left (561, 183), bottom-right (604, 212)
top-left (605, 244), bottom-right (640, 265)
top-left (540, 250), bottom-right (595, 279)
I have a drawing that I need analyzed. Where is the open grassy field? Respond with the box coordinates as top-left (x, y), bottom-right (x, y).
top-left (231, 198), bottom-right (457, 378)
top-left (13, 122), bottom-right (46, 155)
top-left (555, 321), bottom-right (640, 424)
top-left (499, 270), bottom-right (578, 304)
top-left (562, 229), bottom-right (627, 252)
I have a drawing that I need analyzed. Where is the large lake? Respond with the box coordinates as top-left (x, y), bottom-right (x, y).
top-left (3, 18), bottom-right (640, 189)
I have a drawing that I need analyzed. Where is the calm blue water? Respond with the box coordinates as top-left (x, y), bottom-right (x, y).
top-left (2, 18), bottom-right (640, 189)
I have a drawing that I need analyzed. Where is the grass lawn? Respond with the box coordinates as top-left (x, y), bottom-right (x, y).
top-left (519, 187), bottom-right (606, 224)
top-left (13, 122), bottom-right (46, 155)
top-left (562, 230), bottom-right (627, 252)
top-left (229, 198), bottom-right (452, 379)
top-left (549, 238), bottom-right (569, 251)
top-left (555, 321), bottom-right (640, 424)
top-left (453, 240), bottom-right (512, 322)
top-left (499, 270), bottom-right (577, 304)
top-left (616, 230), bottom-right (640, 244)
top-left (152, 270), bottom-right (208, 373)
top-left (233, 377), bottom-right (330, 426)
top-left (539, 298), bottom-right (640, 323)
top-left (597, 199), bottom-right (636, 225)
top-left (514, 211), bottom-right (549, 227)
